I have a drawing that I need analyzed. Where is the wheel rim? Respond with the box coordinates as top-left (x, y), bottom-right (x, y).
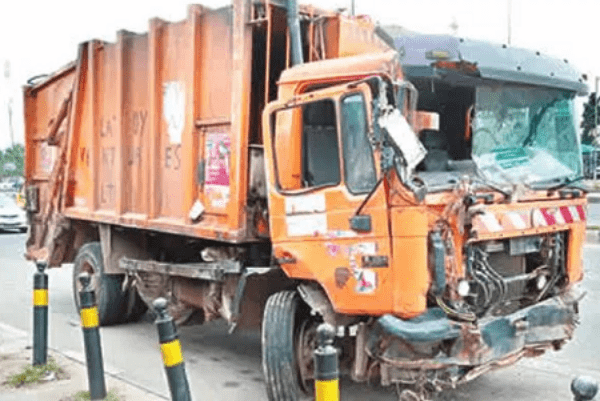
top-left (295, 318), bottom-right (319, 393)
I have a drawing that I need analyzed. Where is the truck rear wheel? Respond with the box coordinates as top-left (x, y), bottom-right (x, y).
top-left (72, 242), bottom-right (129, 326)
top-left (262, 290), bottom-right (320, 401)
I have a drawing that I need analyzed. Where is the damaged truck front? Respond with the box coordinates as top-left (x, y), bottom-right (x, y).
top-left (262, 36), bottom-right (588, 399)
top-left (350, 34), bottom-right (587, 398)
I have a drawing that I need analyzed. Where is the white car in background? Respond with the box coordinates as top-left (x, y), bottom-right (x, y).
top-left (0, 193), bottom-right (27, 233)
top-left (0, 181), bottom-right (13, 191)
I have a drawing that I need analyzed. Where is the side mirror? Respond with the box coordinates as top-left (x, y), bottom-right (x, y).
top-left (350, 215), bottom-right (372, 232)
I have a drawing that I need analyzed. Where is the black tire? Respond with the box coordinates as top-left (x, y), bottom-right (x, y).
top-left (72, 242), bottom-right (127, 326)
top-left (262, 290), bottom-right (317, 401)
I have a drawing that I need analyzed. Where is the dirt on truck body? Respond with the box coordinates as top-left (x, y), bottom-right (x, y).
top-left (24, 0), bottom-right (588, 399)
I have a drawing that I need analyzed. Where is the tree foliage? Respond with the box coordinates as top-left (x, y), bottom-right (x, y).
top-left (0, 143), bottom-right (24, 177)
top-left (581, 92), bottom-right (600, 145)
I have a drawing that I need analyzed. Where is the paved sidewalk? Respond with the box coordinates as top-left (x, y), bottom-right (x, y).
top-left (0, 323), bottom-right (166, 401)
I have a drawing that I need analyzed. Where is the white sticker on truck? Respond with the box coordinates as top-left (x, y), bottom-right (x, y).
top-left (163, 81), bottom-right (185, 144)
top-left (286, 213), bottom-right (327, 237)
top-left (353, 269), bottom-right (377, 294)
top-left (39, 142), bottom-right (57, 175)
top-left (285, 193), bottom-right (326, 215)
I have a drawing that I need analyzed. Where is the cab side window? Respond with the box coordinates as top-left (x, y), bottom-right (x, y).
top-left (341, 94), bottom-right (377, 193)
top-left (302, 100), bottom-right (340, 187)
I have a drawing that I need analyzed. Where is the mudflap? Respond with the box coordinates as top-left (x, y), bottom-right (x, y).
top-left (366, 287), bottom-right (581, 393)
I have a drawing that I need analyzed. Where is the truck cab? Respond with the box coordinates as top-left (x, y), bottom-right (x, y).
top-left (260, 35), bottom-right (588, 399)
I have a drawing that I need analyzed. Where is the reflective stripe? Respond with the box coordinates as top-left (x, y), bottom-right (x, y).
top-left (315, 379), bottom-right (339, 401)
top-left (80, 307), bottom-right (99, 328)
top-left (161, 340), bottom-right (184, 367)
top-left (473, 204), bottom-right (587, 234)
top-left (480, 212), bottom-right (502, 232)
top-left (540, 208), bottom-right (556, 225)
top-left (560, 206), bottom-right (574, 224)
top-left (553, 208), bottom-right (566, 225)
top-left (569, 206), bottom-right (580, 222)
top-left (504, 212), bottom-right (528, 230)
top-left (33, 289), bottom-right (48, 306)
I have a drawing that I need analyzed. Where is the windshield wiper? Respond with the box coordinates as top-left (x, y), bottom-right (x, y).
top-left (470, 164), bottom-right (512, 198)
top-left (471, 178), bottom-right (511, 199)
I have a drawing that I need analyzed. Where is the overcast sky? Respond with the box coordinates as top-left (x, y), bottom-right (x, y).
top-left (0, 0), bottom-right (598, 150)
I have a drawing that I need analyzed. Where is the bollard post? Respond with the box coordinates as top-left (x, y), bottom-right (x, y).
top-left (32, 261), bottom-right (48, 366)
top-left (153, 298), bottom-right (192, 401)
top-left (571, 376), bottom-right (599, 401)
top-left (313, 323), bottom-right (340, 401)
top-left (78, 273), bottom-right (107, 400)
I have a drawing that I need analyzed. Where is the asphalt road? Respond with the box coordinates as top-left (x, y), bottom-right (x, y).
top-left (2, 203), bottom-right (600, 400)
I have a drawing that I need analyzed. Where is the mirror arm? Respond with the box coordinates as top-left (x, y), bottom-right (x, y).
top-left (354, 175), bottom-right (385, 217)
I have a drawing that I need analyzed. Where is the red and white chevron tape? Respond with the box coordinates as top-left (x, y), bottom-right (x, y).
top-left (473, 205), bottom-right (586, 234)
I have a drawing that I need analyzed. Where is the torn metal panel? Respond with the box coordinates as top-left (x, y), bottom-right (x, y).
top-left (379, 108), bottom-right (427, 179)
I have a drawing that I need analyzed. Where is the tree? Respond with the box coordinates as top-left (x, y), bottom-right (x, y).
top-left (0, 144), bottom-right (24, 177)
top-left (581, 92), bottom-right (600, 145)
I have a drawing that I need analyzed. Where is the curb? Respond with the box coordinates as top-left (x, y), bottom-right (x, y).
top-left (0, 322), bottom-right (168, 401)
top-left (51, 347), bottom-right (169, 400)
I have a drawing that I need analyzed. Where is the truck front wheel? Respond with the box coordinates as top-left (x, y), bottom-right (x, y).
top-left (72, 242), bottom-right (128, 326)
top-left (262, 290), bottom-right (320, 401)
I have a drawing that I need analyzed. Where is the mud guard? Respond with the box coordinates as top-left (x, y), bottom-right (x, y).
top-left (297, 283), bottom-right (337, 326)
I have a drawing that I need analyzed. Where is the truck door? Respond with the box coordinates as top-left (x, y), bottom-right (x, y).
top-left (262, 84), bottom-right (394, 315)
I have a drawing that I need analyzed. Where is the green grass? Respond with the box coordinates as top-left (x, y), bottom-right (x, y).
top-left (5, 358), bottom-right (64, 387)
top-left (71, 389), bottom-right (120, 401)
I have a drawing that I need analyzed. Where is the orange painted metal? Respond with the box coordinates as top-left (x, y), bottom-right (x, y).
top-left (25, 1), bottom-right (585, 325)
top-left (24, 1), bottom-right (394, 262)
top-left (262, 76), bottom-right (397, 316)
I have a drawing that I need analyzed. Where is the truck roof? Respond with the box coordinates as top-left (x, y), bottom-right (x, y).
top-left (278, 50), bottom-right (402, 90)
top-left (390, 33), bottom-right (588, 95)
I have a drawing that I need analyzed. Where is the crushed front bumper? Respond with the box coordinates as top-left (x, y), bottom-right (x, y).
top-left (367, 287), bottom-right (581, 384)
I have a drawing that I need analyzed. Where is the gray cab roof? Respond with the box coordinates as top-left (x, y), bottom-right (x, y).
top-left (391, 33), bottom-right (588, 95)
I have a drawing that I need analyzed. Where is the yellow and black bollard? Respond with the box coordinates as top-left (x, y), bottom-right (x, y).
top-left (153, 298), bottom-right (192, 401)
top-left (314, 323), bottom-right (340, 401)
top-left (78, 272), bottom-right (107, 400)
top-left (32, 261), bottom-right (48, 366)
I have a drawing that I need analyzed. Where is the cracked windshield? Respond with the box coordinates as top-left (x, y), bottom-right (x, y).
top-left (472, 85), bottom-right (582, 187)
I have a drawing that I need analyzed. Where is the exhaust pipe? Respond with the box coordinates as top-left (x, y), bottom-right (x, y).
top-left (286, 0), bottom-right (304, 66)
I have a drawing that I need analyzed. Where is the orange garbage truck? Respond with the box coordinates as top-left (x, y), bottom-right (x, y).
top-left (24, 0), bottom-right (588, 399)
